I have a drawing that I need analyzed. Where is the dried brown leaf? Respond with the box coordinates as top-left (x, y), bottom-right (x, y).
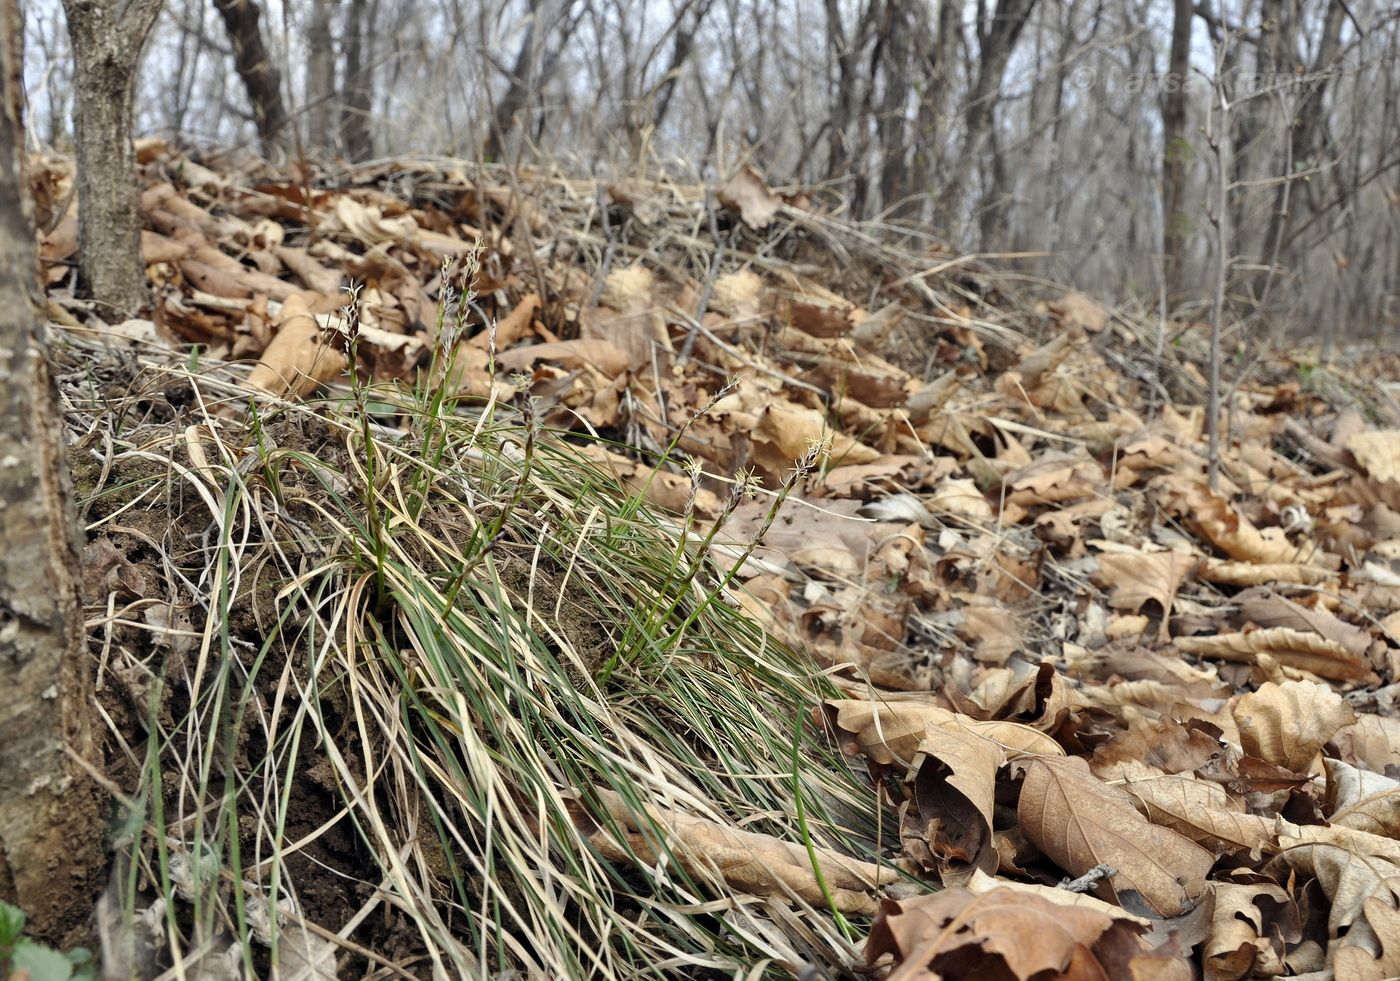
top-left (1176, 628), bottom-right (1371, 682)
top-left (1092, 547), bottom-right (1197, 641)
top-left (957, 604), bottom-right (1024, 665)
top-left (1090, 715), bottom-right (1229, 778)
top-left (1326, 759), bottom-right (1400, 837)
top-left (865, 886), bottom-right (1159, 981)
top-left (1348, 431), bottom-right (1400, 511)
top-left (901, 722), bottom-right (1004, 881)
top-left (1197, 558), bottom-right (1334, 586)
top-left (1017, 755), bottom-right (1213, 917)
top-left (1157, 477), bottom-right (1314, 565)
top-left (1097, 759), bottom-right (1277, 855)
top-left (246, 293), bottom-right (348, 397)
top-left (1202, 882), bottom-right (1299, 981)
top-left (964, 868), bottom-right (1150, 924)
top-left (716, 165), bottom-right (781, 229)
top-left (1332, 713), bottom-right (1400, 774)
top-left (1237, 589), bottom-right (1370, 659)
top-left (1231, 681), bottom-right (1356, 771)
top-left (1271, 827), bottom-right (1400, 940)
top-left (576, 788), bottom-right (898, 915)
top-left (752, 402), bottom-right (879, 469)
top-left (496, 338), bottom-right (632, 376)
top-left (822, 699), bottom-right (1063, 774)
top-left (1333, 881), bottom-right (1400, 981)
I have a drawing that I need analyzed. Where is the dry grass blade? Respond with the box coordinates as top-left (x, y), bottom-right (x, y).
top-left (61, 332), bottom-right (885, 978)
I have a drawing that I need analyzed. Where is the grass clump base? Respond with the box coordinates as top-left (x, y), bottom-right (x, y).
top-left (64, 327), bottom-right (884, 979)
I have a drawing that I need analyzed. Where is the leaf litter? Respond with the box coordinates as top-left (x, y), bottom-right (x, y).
top-left (37, 141), bottom-right (1400, 978)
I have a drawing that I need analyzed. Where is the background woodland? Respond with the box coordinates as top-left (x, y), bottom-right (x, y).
top-left (20, 0), bottom-right (1400, 335)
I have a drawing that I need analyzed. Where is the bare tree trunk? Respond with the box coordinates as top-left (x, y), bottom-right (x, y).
top-left (911, 0), bottom-right (962, 224)
top-left (0, 0), bottom-right (107, 945)
top-left (306, 0), bottom-right (336, 152)
top-left (1160, 0), bottom-right (1193, 300)
top-left (876, 0), bottom-right (914, 216)
top-left (1253, 0), bottom-right (1345, 309)
top-left (483, 0), bottom-right (585, 162)
top-left (823, 0), bottom-right (862, 183)
top-left (968, 0), bottom-right (1037, 246)
top-left (652, 0), bottom-right (716, 133)
top-left (484, 0), bottom-right (541, 162)
top-left (340, 0), bottom-right (374, 161)
top-left (60, 0), bottom-right (163, 322)
top-left (213, 0), bottom-right (289, 155)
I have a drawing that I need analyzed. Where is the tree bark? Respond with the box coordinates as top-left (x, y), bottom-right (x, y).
top-left (911, 0), bottom-right (962, 224)
top-left (822, 0), bottom-right (859, 183)
top-left (60, 0), bottom-right (163, 322)
top-left (1160, 0), bottom-right (1194, 299)
top-left (213, 0), bottom-right (289, 156)
top-left (876, 0), bottom-right (914, 216)
top-left (940, 0), bottom-right (1036, 241)
top-left (484, 0), bottom-right (540, 163)
top-left (306, 0), bottom-right (335, 152)
top-left (484, 0), bottom-right (584, 163)
top-left (340, 0), bottom-right (374, 161)
top-left (0, 0), bottom-right (108, 945)
top-left (1253, 0), bottom-right (1345, 309)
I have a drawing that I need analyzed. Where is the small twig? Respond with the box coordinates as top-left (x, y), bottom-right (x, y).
top-left (678, 191), bottom-right (726, 364)
top-left (675, 309), bottom-right (828, 398)
top-left (1058, 864), bottom-right (1116, 893)
top-left (586, 185), bottom-right (616, 309)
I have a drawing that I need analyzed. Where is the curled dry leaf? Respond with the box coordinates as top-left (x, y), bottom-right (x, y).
top-left (1346, 430), bottom-right (1400, 480)
top-left (1198, 558), bottom-right (1334, 586)
top-left (246, 293), bottom-right (349, 398)
top-left (965, 868), bottom-right (1150, 925)
top-left (1005, 451), bottom-right (1104, 506)
top-left (1090, 715), bottom-right (1229, 778)
top-left (579, 445), bottom-right (721, 516)
top-left (956, 604), bottom-right (1024, 665)
top-left (326, 195), bottom-right (418, 245)
top-left (1017, 755), bottom-right (1214, 917)
top-left (927, 476), bottom-right (994, 521)
top-left (901, 721), bottom-right (1003, 882)
top-left (1202, 881), bottom-right (1299, 981)
top-left (753, 402), bottom-right (879, 469)
top-left (1347, 430), bottom-right (1400, 511)
top-left (716, 165), bottom-right (781, 230)
top-left (1331, 713), bottom-right (1400, 774)
top-left (1271, 825), bottom-right (1400, 939)
top-left (574, 788), bottom-right (899, 915)
top-left (1092, 546), bottom-right (1198, 641)
top-left (952, 660), bottom-right (1090, 742)
top-left (1325, 759), bottom-right (1400, 838)
top-left (1176, 628), bottom-right (1371, 683)
top-left (865, 885), bottom-right (1185, 981)
top-left (1230, 681), bottom-right (1356, 771)
top-left (1157, 477), bottom-right (1314, 565)
top-left (476, 293), bottom-right (542, 349)
top-left (1237, 589), bottom-right (1371, 659)
top-left (1332, 880), bottom-right (1400, 981)
top-left (822, 699), bottom-right (1063, 777)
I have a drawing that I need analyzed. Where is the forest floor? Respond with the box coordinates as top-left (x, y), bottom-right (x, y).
top-left (36, 141), bottom-right (1400, 979)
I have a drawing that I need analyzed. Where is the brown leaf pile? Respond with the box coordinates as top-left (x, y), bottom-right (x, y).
top-left (36, 142), bottom-right (1400, 979)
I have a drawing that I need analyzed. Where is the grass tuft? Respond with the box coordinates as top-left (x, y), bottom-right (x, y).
top-left (70, 296), bottom-right (887, 977)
